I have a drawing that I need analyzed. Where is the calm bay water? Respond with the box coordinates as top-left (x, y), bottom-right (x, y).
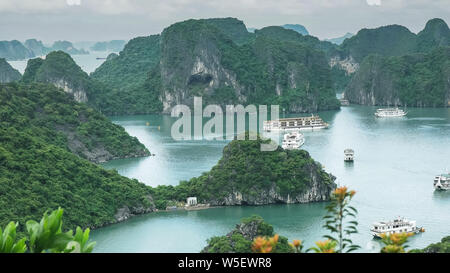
top-left (91, 106), bottom-right (450, 252)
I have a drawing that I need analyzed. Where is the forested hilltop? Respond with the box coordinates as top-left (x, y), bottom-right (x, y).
top-left (153, 135), bottom-right (336, 209)
top-left (91, 17), bottom-right (340, 114)
top-left (332, 18), bottom-right (450, 69)
top-left (0, 82), bottom-right (154, 231)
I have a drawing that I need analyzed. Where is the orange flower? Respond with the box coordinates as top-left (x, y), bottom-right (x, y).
top-left (313, 239), bottom-right (337, 253)
top-left (252, 235), bottom-right (279, 253)
top-left (269, 234), bottom-right (279, 245)
top-left (293, 239), bottom-right (301, 248)
top-left (333, 186), bottom-right (348, 201)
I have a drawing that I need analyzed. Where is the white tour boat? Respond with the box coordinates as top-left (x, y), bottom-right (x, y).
top-left (434, 173), bottom-right (450, 191)
top-left (370, 217), bottom-right (423, 238)
top-left (264, 115), bottom-right (329, 132)
top-left (375, 108), bottom-right (407, 118)
top-left (281, 131), bottom-right (305, 150)
top-left (344, 149), bottom-right (354, 162)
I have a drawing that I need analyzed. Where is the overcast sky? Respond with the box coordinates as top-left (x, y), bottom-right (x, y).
top-left (1, 0), bottom-right (449, 43)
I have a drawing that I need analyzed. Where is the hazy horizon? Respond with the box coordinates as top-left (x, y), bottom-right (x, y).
top-left (1, 0), bottom-right (450, 43)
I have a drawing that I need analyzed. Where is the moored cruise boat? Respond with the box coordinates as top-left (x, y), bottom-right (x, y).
top-left (370, 217), bottom-right (423, 238)
top-left (344, 149), bottom-right (354, 162)
top-left (264, 115), bottom-right (329, 132)
top-left (375, 108), bottom-right (407, 117)
top-left (281, 131), bottom-right (305, 150)
top-left (434, 173), bottom-right (450, 191)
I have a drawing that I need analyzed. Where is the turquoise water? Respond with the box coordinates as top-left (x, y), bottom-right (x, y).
top-left (91, 106), bottom-right (450, 252)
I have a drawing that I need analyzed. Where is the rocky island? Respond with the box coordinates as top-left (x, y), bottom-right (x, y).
top-left (153, 134), bottom-right (336, 209)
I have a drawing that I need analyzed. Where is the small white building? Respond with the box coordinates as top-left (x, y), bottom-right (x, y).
top-left (186, 197), bottom-right (198, 206)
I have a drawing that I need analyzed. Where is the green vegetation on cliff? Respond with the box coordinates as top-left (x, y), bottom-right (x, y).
top-left (345, 47), bottom-right (450, 107)
top-left (0, 58), bottom-right (21, 83)
top-left (22, 51), bottom-right (136, 115)
top-left (23, 51), bottom-right (91, 89)
top-left (90, 35), bottom-right (163, 114)
top-left (92, 18), bottom-right (340, 114)
top-left (0, 83), bottom-right (154, 231)
top-left (91, 36), bottom-right (161, 92)
top-left (1, 81), bottom-right (149, 162)
top-left (202, 17), bottom-right (254, 45)
top-left (416, 18), bottom-right (450, 53)
top-left (340, 25), bottom-right (417, 63)
top-left (152, 134), bottom-right (335, 209)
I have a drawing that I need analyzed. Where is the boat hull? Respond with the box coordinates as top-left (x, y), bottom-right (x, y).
top-left (265, 125), bottom-right (328, 132)
top-left (371, 227), bottom-right (422, 238)
top-left (434, 175), bottom-right (450, 191)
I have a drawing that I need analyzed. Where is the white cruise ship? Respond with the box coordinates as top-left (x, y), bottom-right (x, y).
top-left (434, 173), bottom-right (450, 191)
top-left (281, 132), bottom-right (305, 150)
top-left (375, 108), bottom-right (407, 118)
top-left (370, 217), bottom-right (423, 238)
top-left (344, 149), bottom-right (354, 162)
top-left (264, 115), bottom-right (329, 132)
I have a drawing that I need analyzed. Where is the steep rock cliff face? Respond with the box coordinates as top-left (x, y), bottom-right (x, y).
top-left (159, 20), bottom-right (246, 112)
top-left (114, 195), bottom-right (156, 223)
top-left (179, 136), bottom-right (336, 206)
top-left (345, 47), bottom-right (450, 107)
top-left (0, 58), bottom-right (21, 83)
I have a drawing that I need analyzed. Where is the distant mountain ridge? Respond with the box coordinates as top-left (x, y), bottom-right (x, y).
top-left (247, 24), bottom-right (309, 36)
top-left (281, 24), bottom-right (309, 35)
top-left (90, 40), bottom-right (127, 52)
top-left (333, 18), bottom-right (450, 66)
top-left (325, 33), bottom-right (354, 45)
top-left (0, 39), bottom-right (88, 61)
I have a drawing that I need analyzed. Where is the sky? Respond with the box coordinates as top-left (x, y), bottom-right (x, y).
top-left (1, 0), bottom-right (449, 43)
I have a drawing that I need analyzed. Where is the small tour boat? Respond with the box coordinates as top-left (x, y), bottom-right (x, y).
top-left (281, 131), bottom-right (305, 150)
top-left (375, 108), bottom-right (407, 118)
top-left (344, 149), bottom-right (354, 162)
top-left (370, 217), bottom-right (424, 238)
top-left (434, 173), bottom-right (450, 191)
